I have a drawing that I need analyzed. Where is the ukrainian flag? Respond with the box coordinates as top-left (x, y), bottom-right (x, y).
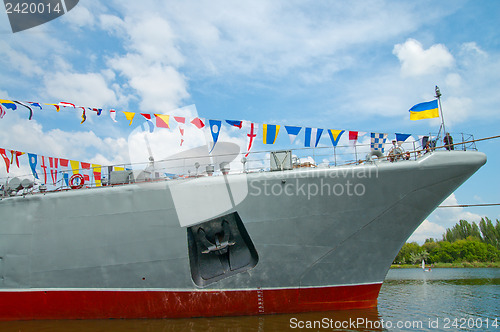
top-left (409, 100), bottom-right (439, 120)
top-left (262, 124), bottom-right (280, 144)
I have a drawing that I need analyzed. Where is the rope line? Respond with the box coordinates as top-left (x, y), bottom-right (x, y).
top-left (438, 203), bottom-right (500, 208)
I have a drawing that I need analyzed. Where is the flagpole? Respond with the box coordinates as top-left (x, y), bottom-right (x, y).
top-left (435, 85), bottom-right (446, 141)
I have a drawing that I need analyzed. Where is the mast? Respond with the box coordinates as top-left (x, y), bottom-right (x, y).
top-left (435, 85), bottom-right (447, 141)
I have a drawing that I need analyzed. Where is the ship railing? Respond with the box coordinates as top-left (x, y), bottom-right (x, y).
top-left (0, 132), bottom-right (478, 196)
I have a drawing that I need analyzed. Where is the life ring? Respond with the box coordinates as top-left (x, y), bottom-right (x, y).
top-left (366, 150), bottom-right (384, 162)
top-left (69, 174), bottom-right (85, 189)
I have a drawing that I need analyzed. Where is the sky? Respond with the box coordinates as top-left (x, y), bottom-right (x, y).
top-left (0, 0), bottom-right (499, 243)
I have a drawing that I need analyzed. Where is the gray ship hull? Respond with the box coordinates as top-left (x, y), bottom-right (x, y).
top-left (0, 151), bottom-right (486, 319)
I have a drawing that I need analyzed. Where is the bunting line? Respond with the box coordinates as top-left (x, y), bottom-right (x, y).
top-left (0, 97), bottom-right (424, 154)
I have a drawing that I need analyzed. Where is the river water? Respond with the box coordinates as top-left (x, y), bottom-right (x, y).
top-left (1, 268), bottom-right (498, 331)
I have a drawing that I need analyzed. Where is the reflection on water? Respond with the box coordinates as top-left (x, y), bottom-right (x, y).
top-left (0, 309), bottom-right (384, 332)
top-left (0, 269), bottom-right (498, 332)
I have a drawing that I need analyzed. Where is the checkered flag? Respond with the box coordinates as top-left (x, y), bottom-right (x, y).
top-left (371, 133), bottom-right (388, 152)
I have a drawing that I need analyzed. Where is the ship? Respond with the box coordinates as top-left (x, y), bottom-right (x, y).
top-left (0, 141), bottom-right (486, 320)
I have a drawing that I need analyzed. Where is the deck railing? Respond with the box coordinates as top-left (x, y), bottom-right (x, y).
top-left (0, 132), bottom-right (478, 196)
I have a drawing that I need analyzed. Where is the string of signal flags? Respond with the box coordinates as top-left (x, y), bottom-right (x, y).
top-left (0, 98), bottom-right (440, 156)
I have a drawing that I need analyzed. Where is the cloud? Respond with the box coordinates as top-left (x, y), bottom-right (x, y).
top-left (43, 71), bottom-right (119, 108)
top-left (103, 13), bottom-right (189, 113)
top-left (393, 38), bottom-right (454, 77)
top-left (408, 193), bottom-right (482, 243)
top-left (408, 220), bottom-right (446, 243)
top-left (0, 41), bottom-right (44, 77)
top-left (440, 96), bottom-right (473, 126)
top-left (64, 5), bottom-right (95, 28)
top-left (109, 55), bottom-right (188, 112)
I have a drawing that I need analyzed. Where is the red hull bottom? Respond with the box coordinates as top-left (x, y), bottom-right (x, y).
top-left (0, 283), bottom-right (381, 320)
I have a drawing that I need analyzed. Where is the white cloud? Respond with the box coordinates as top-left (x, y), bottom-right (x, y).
top-left (109, 56), bottom-right (188, 112)
top-left (408, 193), bottom-right (482, 243)
top-left (445, 73), bottom-right (462, 89)
top-left (441, 96), bottom-right (473, 126)
top-left (459, 42), bottom-right (487, 59)
top-left (99, 14), bottom-right (127, 36)
top-left (103, 13), bottom-right (190, 113)
top-left (43, 71), bottom-right (119, 108)
top-left (408, 220), bottom-right (446, 243)
top-left (0, 41), bottom-right (44, 77)
top-left (393, 38), bottom-right (454, 77)
top-left (64, 5), bottom-right (95, 28)
top-left (101, 1), bottom-right (431, 83)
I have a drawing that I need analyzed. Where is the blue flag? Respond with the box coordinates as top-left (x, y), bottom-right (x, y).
top-left (209, 119), bottom-right (222, 153)
top-left (304, 128), bottom-right (323, 147)
top-left (395, 133), bottom-right (411, 143)
top-left (371, 133), bottom-right (388, 152)
top-left (262, 124), bottom-right (280, 144)
top-left (28, 153), bottom-right (39, 179)
top-left (285, 126), bottom-right (302, 144)
top-left (29, 102), bottom-right (42, 110)
top-left (225, 120), bottom-right (243, 129)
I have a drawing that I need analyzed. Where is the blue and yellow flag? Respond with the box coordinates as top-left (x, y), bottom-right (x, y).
top-left (409, 100), bottom-right (439, 120)
top-left (263, 124), bottom-right (280, 144)
top-left (327, 129), bottom-right (344, 147)
top-left (0, 99), bottom-right (17, 110)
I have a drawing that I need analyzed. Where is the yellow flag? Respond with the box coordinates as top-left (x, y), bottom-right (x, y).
top-left (123, 111), bottom-right (136, 125)
top-left (92, 164), bottom-right (102, 187)
top-left (70, 160), bottom-right (80, 175)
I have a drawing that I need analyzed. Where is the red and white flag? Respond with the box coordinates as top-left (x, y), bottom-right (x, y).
top-left (191, 117), bottom-right (205, 129)
top-left (59, 101), bottom-right (76, 108)
top-left (10, 150), bottom-right (23, 168)
top-left (0, 148), bottom-right (10, 173)
top-left (174, 116), bottom-right (186, 146)
top-left (49, 157), bottom-right (59, 185)
top-left (40, 156), bottom-right (48, 184)
top-left (245, 123), bottom-right (258, 157)
top-left (109, 109), bottom-right (117, 122)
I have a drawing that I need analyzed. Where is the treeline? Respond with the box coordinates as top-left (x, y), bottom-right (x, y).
top-left (394, 217), bottom-right (500, 264)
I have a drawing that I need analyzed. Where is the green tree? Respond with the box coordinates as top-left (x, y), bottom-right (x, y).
top-left (479, 217), bottom-right (500, 249)
top-left (430, 241), bottom-right (454, 263)
top-left (443, 219), bottom-right (481, 242)
top-left (422, 240), bottom-right (439, 262)
top-left (409, 250), bottom-right (429, 264)
top-left (394, 242), bottom-right (421, 264)
top-left (396, 218), bottom-right (500, 264)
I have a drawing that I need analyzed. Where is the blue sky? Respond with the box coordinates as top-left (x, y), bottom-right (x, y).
top-left (1, 0), bottom-right (499, 242)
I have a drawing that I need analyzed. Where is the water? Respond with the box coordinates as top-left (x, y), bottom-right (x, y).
top-left (378, 268), bottom-right (500, 331)
top-left (0, 268), bottom-right (498, 331)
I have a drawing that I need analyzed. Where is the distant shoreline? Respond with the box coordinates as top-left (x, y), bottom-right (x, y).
top-left (391, 262), bottom-right (500, 268)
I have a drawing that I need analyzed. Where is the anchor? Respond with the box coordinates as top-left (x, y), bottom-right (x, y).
top-left (198, 221), bottom-right (235, 255)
